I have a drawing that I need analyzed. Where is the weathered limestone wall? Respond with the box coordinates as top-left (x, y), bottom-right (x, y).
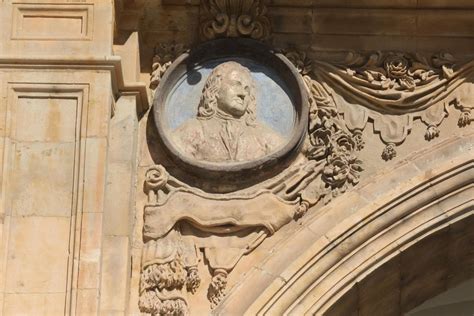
top-left (115, 0), bottom-right (474, 75)
top-left (0, 0), bottom-right (472, 315)
top-left (121, 1), bottom-right (474, 315)
top-left (0, 0), bottom-right (147, 314)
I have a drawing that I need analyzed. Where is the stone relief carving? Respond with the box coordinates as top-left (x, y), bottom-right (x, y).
top-left (172, 61), bottom-right (284, 163)
top-left (310, 51), bottom-right (474, 160)
top-left (142, 41), bottom-right (473, 314)
top-left (199, 0), bottom-right (271, 41)
top-left (140, 49), bottom-right (364, 314)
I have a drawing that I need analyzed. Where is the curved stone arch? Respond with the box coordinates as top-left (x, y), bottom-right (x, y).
top-left (216, 135), bottom-right (473, 315)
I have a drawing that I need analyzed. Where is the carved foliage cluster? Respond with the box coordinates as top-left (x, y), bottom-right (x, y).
top-left (313, 51), bottom-right (473, 160)
top-left (138, 259), bottom-right (189, 316)
top-left (344, 51), bottom-right (456, 91)
top-left (286, 51), bottom-right (363, 207)
top-left (199, 0), bottom-right (271, 41)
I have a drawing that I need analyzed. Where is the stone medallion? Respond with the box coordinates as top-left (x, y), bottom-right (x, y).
top-left (153, 39), bottom-right (308, 180)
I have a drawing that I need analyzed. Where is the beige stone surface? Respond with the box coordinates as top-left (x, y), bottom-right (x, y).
top-left (5, 216), bottom-right (71, 293)
top-left (10, 143), bottom-right (75, 217)
top-left (0, 0), bottom-right (472, 315)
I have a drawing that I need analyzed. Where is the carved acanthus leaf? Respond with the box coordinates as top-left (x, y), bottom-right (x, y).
top-left (200, 0), bottom-right (271, 41)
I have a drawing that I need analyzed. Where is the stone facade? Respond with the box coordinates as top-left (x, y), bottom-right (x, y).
top-left (0, 0), bottom-right (473, 315)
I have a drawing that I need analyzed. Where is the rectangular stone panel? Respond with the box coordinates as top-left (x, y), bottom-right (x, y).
top-left (14, 96), bottom-right (77, 142)
top-left (1, 84), bottom-right (86, 315)
top-left (12, 4), bottom-right (92, 40)
top-left (5, 216), bottom-right (71, 293)
top-left (10, 142), bottom-right (75, 217)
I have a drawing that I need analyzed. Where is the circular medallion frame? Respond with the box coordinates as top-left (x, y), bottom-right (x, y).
top-left (153, 38), bottom-right (308, 181)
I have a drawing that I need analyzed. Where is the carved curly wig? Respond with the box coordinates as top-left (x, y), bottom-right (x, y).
top-left (197, 61), bottom-right (257, 126)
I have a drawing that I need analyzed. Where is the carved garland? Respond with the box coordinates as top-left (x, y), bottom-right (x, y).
top-left (313, 51), bottom-right (473, 160)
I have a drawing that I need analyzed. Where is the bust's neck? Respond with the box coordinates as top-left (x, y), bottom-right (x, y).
top-left (215, 109), bottom-right (244, 121)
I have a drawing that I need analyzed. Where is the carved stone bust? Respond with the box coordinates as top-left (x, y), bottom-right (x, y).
top-left (172, 61), bottom-right (284, 162)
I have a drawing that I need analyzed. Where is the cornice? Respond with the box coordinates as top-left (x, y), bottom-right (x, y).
top-left (0, 55), bottom-right (150, 115)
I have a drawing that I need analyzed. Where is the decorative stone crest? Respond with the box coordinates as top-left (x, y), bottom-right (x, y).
top-left (199, 0), bottom-right (271, 41)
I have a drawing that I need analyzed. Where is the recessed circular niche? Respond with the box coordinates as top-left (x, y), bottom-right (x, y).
top-left (153, 38), bottom-right (308, 180)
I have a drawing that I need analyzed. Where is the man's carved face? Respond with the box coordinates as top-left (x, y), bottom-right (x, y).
top-left (216, 69), bottom-right (252, 118)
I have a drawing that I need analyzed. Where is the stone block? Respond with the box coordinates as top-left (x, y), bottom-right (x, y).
top-left (10, 142), bottom-right (75, 217)
top-left (103, 162), bottom-right (133, 236)
top-left (144, 5), bottom-right (199, 32)
top-left (324, 287), bottom-right (358, 316)
top-left (3, 293), bottom-right (66, 316)
top-left (268, 0), bottom-right (313, 7)
top-left (113, 32), bottom-right (141, 84)
top-left (79, 212), bottom-right (103, 263)
top-left (14, 96), bottom-right (77, 142)
top-left (417, 11), bottom-right (474, 37)
top-left (86, 76), bottom-right (112, 138)
top-left (100, 236), bottom-right (130, 312)
top-left (5, 216), bottom-right (71, 293)
top-left (107, 95), bottom-right (139, 164)
top-left (400, 229), bottom-right (449, 312)
top-left (417, 0), bottom-right (474, 8)
top-left (313, 9), bottom-right (416, 36)
top-left (311, 34), bottom-right (417, 52)
top-left (77, 260), bottom-right (100, 290)
top-left (358, 258), bottom-right (400, 316)
top-left (313, 0), bottom-right (417, 8)
top-left (82, 137), bottom-right (108, 213)
top-left (269, 7), bottom-right (312, 34)
top-left (75, 289), bottom-right (99, 315)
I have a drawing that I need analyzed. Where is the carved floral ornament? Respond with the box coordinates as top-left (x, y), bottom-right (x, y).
top-left (286, 50), bottom-right (473, 160)
top-left (143, 41), bottom-right (473, 314)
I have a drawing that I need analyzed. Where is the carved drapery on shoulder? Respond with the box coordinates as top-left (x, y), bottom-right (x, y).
top-left (199, 0), bottom-right (271, 41)
top-left (311, 51), bottom-right (474, 159)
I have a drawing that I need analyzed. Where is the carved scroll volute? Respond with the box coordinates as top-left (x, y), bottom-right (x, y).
top-left (200, 0), bottom-right (271, 41)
